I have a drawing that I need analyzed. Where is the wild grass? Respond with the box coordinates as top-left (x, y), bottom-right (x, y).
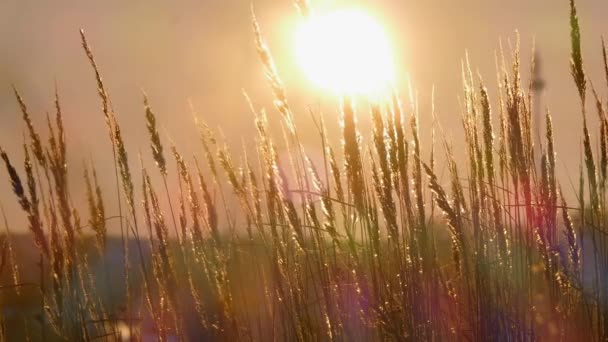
top-left (1, 0), bottom-right (607, 340)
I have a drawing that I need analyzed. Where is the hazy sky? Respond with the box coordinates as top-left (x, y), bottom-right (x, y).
top-left (0, 0), bottom-right (607, 231)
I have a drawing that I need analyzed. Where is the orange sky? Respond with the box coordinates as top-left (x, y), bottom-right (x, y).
top-left (0, 0), bottom-right (607, 232)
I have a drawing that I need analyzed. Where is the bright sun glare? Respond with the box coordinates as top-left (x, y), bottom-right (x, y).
top-left (295, 9), bottom-right (395, 97)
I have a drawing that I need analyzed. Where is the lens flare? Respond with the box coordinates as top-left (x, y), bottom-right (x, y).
top-left (295, 9), bottom-right (395, 97)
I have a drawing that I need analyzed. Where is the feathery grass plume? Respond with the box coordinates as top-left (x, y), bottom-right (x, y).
top-left (368, 157), bottom-right (383, 256)
top-left (243, 160), bottom-right (261, 240)
top-left (92, 167), bottom-right (106, 247)
top-left (445, 142), bottom-right (468, 224)
top-left (251, 7), bottom-right (295, 134)
top-left (184, 155), bottom-right (208, 242)
top-left (505, 55), bottom-right (525, 184)
top-left (254, 109), bottom-right (290, 291)
top-left (54, 89), bottom-right (66, 172)
top-left (479, 83), bottom-right (508, 259)
top-left (494, 48), bottom-right (508, 181)
top-left (410, 104), bottom-right (426, 230)
top-left (194, 160), bottom-right (220, 244)
top-left (13, 87), bottom-right (46, 168)
top-left (46, 107), bottom-right (70, 231)
top-left (544, 111), bottom-right (558, 236)
top-left (341, 97), bottom-right (365, 214)
top-left (218, 146), bottom-right (245, 198)
top-left (371, 105), bottom-right (390, 184)
top-left (141, 160), bottom-right (155, 241)
top-left (1, 147), bottom-right (49, 256)
top-left (194, 115), bottom-right (219, 179)
top-left (538, 154), bottom-right (551, 242)
top-left (480, 83), bottom-right (495, 183)
top-left (142, 184), bottom-right (179, 334)
top-left (113, 124), bottom-right (136, 219)
top-left (590, 86), bottom-right (608, 186)
top-left (385, 105), bottom-right (400, 197)
top-left (172, 146), bottom-right (203, 242)
top-left (176, 168), bottom-right (188, 242)
top-left (46, 204), bottom-right (65, 329)
top-left (497, 92), bottom-right (508, 184)
top-left (1, 205), bottom-right (21, 296)
top-left (140, 168), bottom-right (172, 336)
top-left (275, 158), bottom-right (306, 250)
top-left (525, 47), bottom-right (536, 160)
top-left (568, 0), bottom-right (597, 213)
top-left (463, 67), bottom-right (485, 267)
top-left (390, 94), bottom-right (415, 230)
top-left (253, 110), bottom-right (276, 194)
top-left (46, 111), bottom-right (57, 158)
top-left (84, 165), bottom-right (106, 251)
top-left (142, 170), bottom-right (174, 284)
top-left (23, 146), bottom-right (40, 227)
top-left (533, 223), bottom-right (553, 286)
top-left (80, 30), bottom-right (131, 325)
top-left (561, 192), bottom-right (580, 276)
top-left (46, 93), bottom-right (77, 272)
top-left (327, 147), bottom-right (344, 206)
top-left (111, 118), bottom-right (141, 337)
top-left (569, 0), bottom-right (586, 102)
top-left (371, 105), bottom-right (398, 239)
top-left (423, 162), bottom-right (464, 273)
top-left (581, 114), bottom-right (598, 208)
top-left (80, 29), bottom-right (112, 133)
top-left (410, 107), bottom-right (428, 251)
top-left (506, 40), bottom-right (539, 239)
top-left (143, 94), bottom-right (166, 175)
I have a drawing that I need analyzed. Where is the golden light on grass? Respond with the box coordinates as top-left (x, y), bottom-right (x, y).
top-left (294, 9), bottom-right (395, 97)
top-left (4, 1), bottom-right (607, 341)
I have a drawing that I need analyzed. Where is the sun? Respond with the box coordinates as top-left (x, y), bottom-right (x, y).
top-left (295, 8), bottom-right (395, 97)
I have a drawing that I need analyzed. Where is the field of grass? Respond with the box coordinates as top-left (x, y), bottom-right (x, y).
top-left (1, 0), bottom-right (608, 340)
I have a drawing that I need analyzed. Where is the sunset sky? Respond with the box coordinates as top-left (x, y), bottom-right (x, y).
top-left (1, 0), bottom-right (607, 230)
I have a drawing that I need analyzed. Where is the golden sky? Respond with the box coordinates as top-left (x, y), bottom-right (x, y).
top-left (0, 0), bottom-right (607, 231)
